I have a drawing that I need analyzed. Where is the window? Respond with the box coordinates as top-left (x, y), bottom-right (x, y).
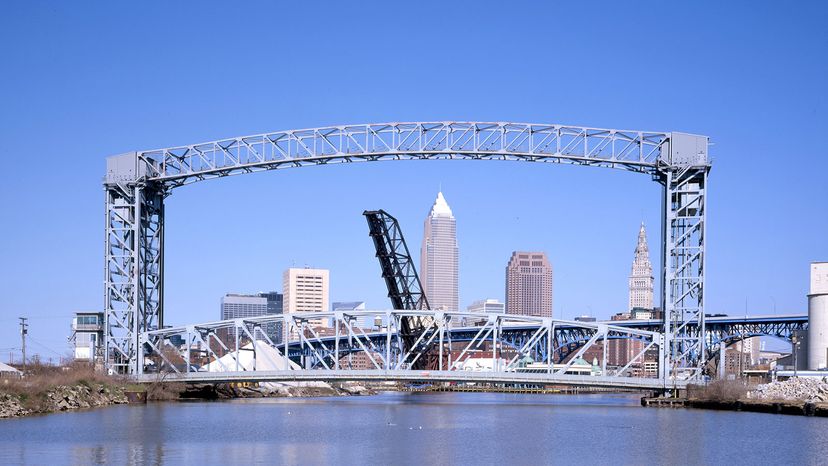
top-left (77, 315), bottom-right (99, 326)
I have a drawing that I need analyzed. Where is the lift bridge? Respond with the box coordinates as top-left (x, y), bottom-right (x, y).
top-left (105, 121), bottom-right (713, 390)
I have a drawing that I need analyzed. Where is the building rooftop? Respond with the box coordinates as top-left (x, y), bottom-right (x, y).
top-left (429, 191), bottom-right (453, 217)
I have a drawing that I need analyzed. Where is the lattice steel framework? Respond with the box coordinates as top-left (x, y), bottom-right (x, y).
top-left (103, 121), bottom-right (710, 384)
top-left (104, 177), bottom-right (165, 374)
top-left (363, 210), bottom-right (430, 311)
top-left (363, 210), bottom-right (435, 369)
top-left (140, 310), bottom-right (668, 390)
top-left (214, 314), bottom-right (804, 369)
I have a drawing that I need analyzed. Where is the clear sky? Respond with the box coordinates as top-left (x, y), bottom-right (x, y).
top-left (1, 1), bottom-right (826, 361)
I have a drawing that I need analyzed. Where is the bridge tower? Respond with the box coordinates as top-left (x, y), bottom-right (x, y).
top-left (102, 122), bottom-right (710, 384)
top-left (103, 153), bottom-right (166, 374)
top-left (658, 133), bottom-right (710, 381)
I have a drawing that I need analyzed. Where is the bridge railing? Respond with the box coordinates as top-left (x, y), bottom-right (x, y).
top-left (139, 310), bottom-right (667, 385)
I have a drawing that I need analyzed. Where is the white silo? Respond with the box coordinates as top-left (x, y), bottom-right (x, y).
top-left (807, 262), bottom-right (828, 370)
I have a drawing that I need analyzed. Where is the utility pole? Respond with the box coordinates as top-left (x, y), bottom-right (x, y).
top-left (792, 333), bottom-right (800, 378)
top-left (19, 317), bottom-right (28, 371)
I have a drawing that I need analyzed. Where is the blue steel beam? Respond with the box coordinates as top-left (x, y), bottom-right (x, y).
top-left (285, 314), bottom-right (807, 366)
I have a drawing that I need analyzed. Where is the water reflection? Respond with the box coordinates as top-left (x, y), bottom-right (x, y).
top-left (1, 392), bottom-right (826, 465)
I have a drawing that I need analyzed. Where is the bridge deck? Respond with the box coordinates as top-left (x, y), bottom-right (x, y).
top-left (136, 369), bottom-right (683, 391)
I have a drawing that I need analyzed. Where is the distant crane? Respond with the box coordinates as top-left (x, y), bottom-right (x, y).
top-left (363, 210), bottom-right (436, 369)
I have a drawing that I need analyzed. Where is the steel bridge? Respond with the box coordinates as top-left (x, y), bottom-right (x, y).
top-left (138, 310), bottom-right (673, 390)
top-left (281, 313), bottom-right (809, 364)
top-left (136, 311), bottom-right (807, 390)
top-left (104, 121), bottom-right (711, 386)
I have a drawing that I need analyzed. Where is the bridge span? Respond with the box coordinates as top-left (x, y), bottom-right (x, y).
top-left (106, 121), bottom-right (711, 384)
top-left (136, 369), bottom-right (679, 391)
top-left (137, 310), bottom-right (806, 392)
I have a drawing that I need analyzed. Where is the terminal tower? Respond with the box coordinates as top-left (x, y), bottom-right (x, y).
top-left (628, 223), bottom-right (654, 311)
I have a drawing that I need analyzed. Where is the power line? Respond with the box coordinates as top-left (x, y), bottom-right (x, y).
top-left (26, 337), bottom-right (67, 358)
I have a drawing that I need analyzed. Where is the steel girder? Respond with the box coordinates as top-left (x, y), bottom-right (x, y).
top-left (659, 163), bottom-right (709, 380)
top-left (278, 316), bottom-right (808, 368)
top-left (104, 180), bottom-right (164, 374)
top-left (136, 122), bottom-right (671, 186)
top-left (703, 319), bottom-right (808, 362)
top-left (141, 310), bottom-right (664, 386)
top-left (363, 210), bottom-right (435, 369)
top-left (104, 122), bottom-right (710, 381)
top-left (363, 210), bottom-right (430, 311)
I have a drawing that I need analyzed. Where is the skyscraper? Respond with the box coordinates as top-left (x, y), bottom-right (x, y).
top-left (505, 252), bottom-right (553, 317)
top-left (628, 223), bottom-right (654, 311)
top-left (283, 267), bottom-right (330, 335)
top-left (420, 191), bottom-right (459, 311)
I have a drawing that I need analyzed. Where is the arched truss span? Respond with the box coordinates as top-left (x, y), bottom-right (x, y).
top-left (114, 122), bottom-right (688, 187)
top-left (103, 121), bottom-right (711, 384)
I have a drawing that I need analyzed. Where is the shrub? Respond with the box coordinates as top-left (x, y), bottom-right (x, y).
top-left (689, 379), bottom-right (750, 401)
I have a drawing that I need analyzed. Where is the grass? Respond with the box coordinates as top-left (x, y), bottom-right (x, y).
top-left (0, 361), bottom-right (126, 412)
top-left (688, 379), bottom-right (751, 401)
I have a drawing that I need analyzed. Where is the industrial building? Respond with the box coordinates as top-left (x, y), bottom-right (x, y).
top-left (808, 262), bottom-right (828, 370)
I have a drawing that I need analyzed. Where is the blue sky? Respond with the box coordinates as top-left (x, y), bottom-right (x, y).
top-left (0, 1), bottom-right (826, 361)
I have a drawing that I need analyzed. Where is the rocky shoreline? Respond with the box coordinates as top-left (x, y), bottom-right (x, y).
top-left (1, 380), bottom-right (380, 419)
top-left (644, 377), bottom-right (828, 417)
top-left (0, 383), bottom-right (129, 419)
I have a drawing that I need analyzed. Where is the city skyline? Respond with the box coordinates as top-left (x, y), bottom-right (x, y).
top-left (1, 2), bottom-right (825, 360)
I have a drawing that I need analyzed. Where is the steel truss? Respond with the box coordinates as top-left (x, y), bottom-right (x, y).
top-left (104, 180), bottom-right (165, 374)
top-left (103, 122), bottom-right (710, 384)
top-left (660, 160), bottom-right (709, 379)
top-left (363, 210), bottom-right (434, 368)
top-left (703, 318), bottom-right (808, 362)
top-left (140, 310), bottom-right (666, 389)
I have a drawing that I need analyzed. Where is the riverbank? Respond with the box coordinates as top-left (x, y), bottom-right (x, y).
top-left (0, 366), bottom-right (380, 418)
top-left (688, 398), bottom-right (828, 416)
top-left (0, 364), bottom-right (132, 419)
top-left (643, 378), bottom-right (828, 417)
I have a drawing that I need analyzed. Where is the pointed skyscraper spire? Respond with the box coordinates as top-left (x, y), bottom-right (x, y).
top-left (429, 191), bottom-right (453, 217)
top-left (635, 222), bottom-right (649, 254)
top-left (629, 222), bottom-right (654, 311)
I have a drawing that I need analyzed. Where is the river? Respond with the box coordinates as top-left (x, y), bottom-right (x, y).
top-left (1, 392), bottom-right (825, 465)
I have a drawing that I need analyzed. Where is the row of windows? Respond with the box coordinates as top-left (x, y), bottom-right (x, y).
top-left (76, 315), bottom-right (100, 325)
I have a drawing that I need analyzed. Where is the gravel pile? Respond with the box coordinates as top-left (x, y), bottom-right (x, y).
top-left (750, 377), bottom-right (828, 402)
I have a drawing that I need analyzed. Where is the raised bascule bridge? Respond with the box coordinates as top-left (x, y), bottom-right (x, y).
top-left (102, 120), bottom-right (783, 393)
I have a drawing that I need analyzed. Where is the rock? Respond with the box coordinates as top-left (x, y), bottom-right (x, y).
top-left (0, 394), bottom-right (29, 418)
top-left (750, 376), bottom-right (828, 402)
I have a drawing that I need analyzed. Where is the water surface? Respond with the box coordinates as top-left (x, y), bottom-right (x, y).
top-left (1, 392), bottom-right (825, 465)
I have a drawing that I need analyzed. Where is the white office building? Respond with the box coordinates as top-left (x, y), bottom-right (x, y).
top-left (283, 267), bottom-right (330, 336)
